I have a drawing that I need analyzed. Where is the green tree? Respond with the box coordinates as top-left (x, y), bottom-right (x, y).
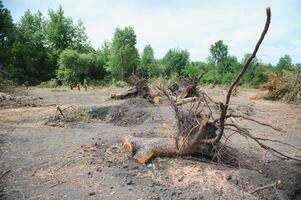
top-left (138, 44), bottom-right (158, 77)
top-left (163, 49), bottom-right (189, 77)
top-left (100, 40), bottom-right (111, 68)
top-left (241, 54), bottom-right (259, 82)
top-left (0, 0), bottom-right (15, 67)
top-left (182, 62), bottom-right (205, 77)
top-left (45, 5), bottom-right (89, 69)
top-left (57, 49), bottom-right (107, 84)
top-left (240, 54), bottom-right (271, 87)
top-left (275, 55), bottom-right (293, 72)
top-left (57, 49), bottom-right (89, 84)
top-left (208, 40), bottom-right (228, 67)
top-left (107, 27), bottom-right (139, 81)
top-left (10, 10), bottom-right (51, 84)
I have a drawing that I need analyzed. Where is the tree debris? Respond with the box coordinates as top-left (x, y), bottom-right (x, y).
top-left (121, 7), bottom-right (300, 165)
top-left (111, 74), bottom-right (152, 100)
top-left (250, 180), bottom-right (283, 194)
top-left (261, 71), bottom-right (301, 104)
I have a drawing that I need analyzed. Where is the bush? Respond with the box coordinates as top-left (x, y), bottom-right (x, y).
top-left (182, 63), bottom-right (201, 77)
top-left (38, 78), bottom-right (59, 88)
top-left (57, 49), bottom-right (106, 85)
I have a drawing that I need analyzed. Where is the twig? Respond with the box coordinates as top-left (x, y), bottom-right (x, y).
top-left (233, 125), bottom-right (301, 161)
top-left (56, 106), bottom-right (65, 118)
top-left (0, 169), bottom-right (11, 179)
top-left (226, 114), bottom-right (287, 133)
top-left (250, 180), bottom-right (283, 194)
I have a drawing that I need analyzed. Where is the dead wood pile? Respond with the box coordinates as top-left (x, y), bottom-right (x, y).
top-left (169, 75), bottom-right (201, 98)
top-left (121, 7), bottom-right (301, 165)
top-left (0, 92), bottom-right (43, 108)
top-left (111, 74), bottom-right (152, 100)
top-left (260, 71), bottom-right (301, 104)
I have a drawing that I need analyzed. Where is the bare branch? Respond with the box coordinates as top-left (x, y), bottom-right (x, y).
top-left (250, 180), bottom-right (283, 194)
top-left (225, 7), bottom-right (271, 106)
top-left (207, 7), bottom-right (271, 145)
top-left (226, 114), bottom-right (287, 133)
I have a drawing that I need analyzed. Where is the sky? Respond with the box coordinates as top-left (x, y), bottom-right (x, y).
top-left (3, 0), bottom-right (301, 64)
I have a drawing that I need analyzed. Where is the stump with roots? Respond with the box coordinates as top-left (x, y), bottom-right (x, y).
top-left (121, 7), bottom-right (301, 164)
top-left (169, 75), bottom-right (203, 99)
top-left (111, 74), bottom-right (152, 100)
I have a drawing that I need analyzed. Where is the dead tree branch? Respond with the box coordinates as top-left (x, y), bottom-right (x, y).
top-left (226, 114), bottom-right (287, 133)
top-left (250, 180), bottom-right (283, 194)
top-left (206, 7), bottom-right (271, 145)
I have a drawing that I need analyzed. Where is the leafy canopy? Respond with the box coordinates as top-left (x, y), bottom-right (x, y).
top-left (107, 26), bottom-right (139, 81)
top-left (163, 49), bottom-right (189, 77)
top-left (138, 44), bottom-right (159, 77)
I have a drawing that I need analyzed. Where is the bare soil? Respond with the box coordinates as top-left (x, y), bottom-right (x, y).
top-left (0, 87), bottom-right (300, 200)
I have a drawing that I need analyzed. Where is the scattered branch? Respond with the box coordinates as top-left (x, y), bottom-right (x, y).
top-left (250, 180), bottom-right (283, 194)
top-left (226, 113), bottom-right (287, 133)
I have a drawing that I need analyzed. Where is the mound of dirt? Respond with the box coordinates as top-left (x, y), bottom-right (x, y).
top-left (45, 98), bottom-right (153, 127)
top-left (87, 98), bottom-right (152, 126)
top-left (0, 92), bottom-right (43, 108)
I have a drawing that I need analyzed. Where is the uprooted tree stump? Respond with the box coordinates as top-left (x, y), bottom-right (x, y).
top-left (169, 75), bottom-right (202, 98)
top-left (111, 74), bottom-right (152, 100)
top-left (123, 115), bottom-right (217, 163)
top-left (121, 7), bottom-right (301, 165)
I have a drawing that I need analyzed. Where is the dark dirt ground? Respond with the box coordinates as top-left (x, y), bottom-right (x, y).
top-left (0, 87), bottom-right (300, 200)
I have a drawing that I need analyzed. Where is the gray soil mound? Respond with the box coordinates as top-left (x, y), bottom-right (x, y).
top-left (45, 98), bottom-right (153, 127)
top-left (87, 98), bottom-right (152, 126)
top-left (0, 92), bottom-right (43, 108)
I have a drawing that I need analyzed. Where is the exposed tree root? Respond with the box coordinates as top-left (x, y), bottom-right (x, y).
top-left (111, 74), bottom-right (152, 100)
top-left (169, 75), bottom-right (201, 98)
top-left (250, 180), bottom-right (283, 194)
top-left (122, 7), bottom-right (301, 165)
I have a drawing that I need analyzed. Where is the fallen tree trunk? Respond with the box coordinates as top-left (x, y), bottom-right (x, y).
top-left (176, 96), bottom-right (200, 106)
top-left (111, 87), bottom-right (138, 99)
top-left (123, 117), bottom-right (215, 164)
top-left (111, 74), bottom-right (152, 100)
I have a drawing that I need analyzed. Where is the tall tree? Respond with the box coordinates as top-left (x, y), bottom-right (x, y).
top-left (10, 10), bottom-right (51, 84)
top-left (45, 5), bottom-right (89, 69)
top-left (100, 40), bottom-right (111, 68)
top-left (208, 40), bottom-right (228, 65)
top-left (163, 49), bottom-right (189, 76)
top-left (208, 40), bottom-right (241, 75)
top-left (107, 27), bottom-right (139, 81)
top-left (0, 0), bottom-right (15, 68)
top-left (57, 49), bottom-right (90, 84)
top-left (138, 44), bottom-right (157, 77)
top-left (276, 54), bottom-right (293, 72)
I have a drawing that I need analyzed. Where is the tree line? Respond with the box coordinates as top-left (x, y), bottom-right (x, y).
top-left (0, 1), bottom-right (299, 87)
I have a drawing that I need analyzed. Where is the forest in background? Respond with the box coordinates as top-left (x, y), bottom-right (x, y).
top-left (0, 1), bottom-right (300, 88)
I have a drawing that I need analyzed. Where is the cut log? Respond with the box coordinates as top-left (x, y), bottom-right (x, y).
top-left (122, 117), bottom-right (215, 164)
top-left (169, 76), bottom-right (200, 98)
top-left (111, 87), bottom-right (138, 99)
top-left (152, 96), bottom-right (161, 104)
top-left (176, 97), bottom-right (200, 106)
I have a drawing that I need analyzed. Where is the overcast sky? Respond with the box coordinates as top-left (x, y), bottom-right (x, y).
top-left (3, 0), bottom-right (301, 64)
